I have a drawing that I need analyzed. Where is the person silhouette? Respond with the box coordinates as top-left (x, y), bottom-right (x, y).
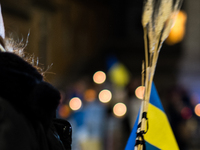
top-left (0, 5), bottom-right (72, 150)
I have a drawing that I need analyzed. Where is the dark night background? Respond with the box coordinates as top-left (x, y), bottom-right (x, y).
top-left (2, 0), bottom-right (200, 150)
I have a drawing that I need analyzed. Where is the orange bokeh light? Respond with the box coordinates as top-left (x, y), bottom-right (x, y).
top-left (59, 105), bottom-right (71, 118)
top-left (69, 97), bottom-right (82, 111)
top-left (84, 89), bottom-right (96, 102)
top-left (113, 103), bottom-right (127, 117)
top-left (98, 89), bottom-right (112, 103)
top-left (166, 11), bottom-right (187, 45)
top-left (195, 104), bottom-right (200, 117)
top-left (93, 71), bottom-right (106, 84)
top-left (135, 86), bottom-right (145, 100)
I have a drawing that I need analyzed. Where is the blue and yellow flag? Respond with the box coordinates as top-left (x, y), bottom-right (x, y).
top-left (125, 83), bottom-right (179, 150)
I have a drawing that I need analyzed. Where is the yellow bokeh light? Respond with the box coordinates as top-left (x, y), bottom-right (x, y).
top-left (135, 86), bottom-right (145, 100)
top-left (108, 63), bottom-right (130, 87)
top-left (98, 89), bottom-right (112, 103)
top-left (166, 10), bottom-right (187, 45)
top-left (84, 89), bottom-right (96, 102)
top-left (93, 71), bottom-right (106, 84)
top-left (69, 97), bottom-right (82, 111)
top-left (194, 104), bottom-right (200, 117)
top-left (113, 103), bottom-right (127, 117)
top-left (59, 105), bottom-right (71, 118)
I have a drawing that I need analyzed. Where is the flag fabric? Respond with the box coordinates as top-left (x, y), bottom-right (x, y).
top-left (125, 83), bottom-right (179, 150)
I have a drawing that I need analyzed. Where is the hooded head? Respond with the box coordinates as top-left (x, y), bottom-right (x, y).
top-left (0, 5), bottom-right (60, 127)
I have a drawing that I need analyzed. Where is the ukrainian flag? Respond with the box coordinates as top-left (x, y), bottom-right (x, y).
top-left (125, 83), bottom-right (179, 150)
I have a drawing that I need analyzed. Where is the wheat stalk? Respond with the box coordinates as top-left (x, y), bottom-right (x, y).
top-left (134, 0), bottom-right (183, 149)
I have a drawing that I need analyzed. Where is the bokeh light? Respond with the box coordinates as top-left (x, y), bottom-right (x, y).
top-left (84, 89), bottom-right (97, 102)
top-left (98, 89), bottom-right (112, 103)
top-left (69, 97), bottom-right (82, 111)
top-left (113, 103), bottom-right (127, 117)
top-left (135, 86), bottom-right (145, 100)
top-left (166, 10), bottom-right (187, 45)
top-left (93, 71), bottom-right (106, 84)
top-left (59, 105), bottom-right (71, 118)
top-left (108, 63), bottom-right (130, 87)
top-left (181, 107), bottom-right (192, 120)
top-left (194, 104), bottom-right (200, 117)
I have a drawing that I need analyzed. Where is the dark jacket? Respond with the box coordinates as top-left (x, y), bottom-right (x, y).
top-left (0, 52), bottom-right (72, 150)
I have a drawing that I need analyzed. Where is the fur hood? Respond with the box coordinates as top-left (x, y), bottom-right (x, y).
top-left (0, 51), bottom-right (61, 127)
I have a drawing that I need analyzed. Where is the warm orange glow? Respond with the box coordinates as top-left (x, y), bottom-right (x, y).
top-left (69, 97), bottom-right (82, 111)
top-left (195, 104), bottom-right (200, 117)
top-left (113, 103), bottom-right (127, 117)
top-left (59, 105), bottom-right (71, 118)
top-left (93, 71), bottom-right (106, 84)
top-left (166, 11), bottom-right (187, 45)
top-left (84, 89), bottom-right (96, 102)
top-left (98, 89), bottom-right (112, 103)
top-left (135, 86), bottom-right (145, 100)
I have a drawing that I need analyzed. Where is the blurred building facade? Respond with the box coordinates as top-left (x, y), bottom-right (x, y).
top-left (1, 0), bottom-right (182, 89)
top-left (2, 0), bottom-right (112, 87)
